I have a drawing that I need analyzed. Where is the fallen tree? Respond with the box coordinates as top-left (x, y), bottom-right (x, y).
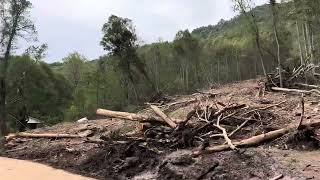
top-left (193, 120), bottom-right (320, 156)
top-left (271, 87), bottom-right (320, 96)
top-left (96, 108), bottom-right (164, 123)
top-left (96, 108), bottom-right (180, 128)
top-left (5, 132), bottom-right (88, 141)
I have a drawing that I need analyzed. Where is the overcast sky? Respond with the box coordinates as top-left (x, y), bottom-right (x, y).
top-left (19, 0), bottom-right (267, 62)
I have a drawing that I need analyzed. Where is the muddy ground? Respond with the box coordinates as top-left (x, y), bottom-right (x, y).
top-left (2, 79), bottom-right (320, 180)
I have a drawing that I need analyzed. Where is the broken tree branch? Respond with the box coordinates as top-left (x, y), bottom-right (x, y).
top-left (214, 114), bottom-right (237, 150)
top-left (228, 119), bottom-right (250, 137)
top-left (149, 105), bottom-right (177, 129)
top-left (211, 104), bottom-right (246, 119)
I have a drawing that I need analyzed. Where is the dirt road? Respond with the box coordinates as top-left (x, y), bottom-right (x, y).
top-left (0, 157), bottom-right (94, 180)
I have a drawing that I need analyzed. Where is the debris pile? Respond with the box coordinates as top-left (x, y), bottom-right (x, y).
top-left (3, 79), bottom-right (320, 179)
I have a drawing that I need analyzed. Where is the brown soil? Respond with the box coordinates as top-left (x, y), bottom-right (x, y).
top-left (2, 79), bottom-right (320, 180)
top-left (0, 157), bottom-right (94, 180)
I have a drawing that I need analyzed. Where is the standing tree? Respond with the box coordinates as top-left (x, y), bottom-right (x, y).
top-left (63, 52), bottom-right (87, 89)
top-left (270, 0), bottom-right (283, 87)
top-left (173, 30), bottom-right (201, 92)
top-left (24, 43), bottom-right (48, 62)
top-left (0, 0), bottom-right (36, 136)
top-left (100, 15), bottom-right (154, 103)
top-left (232, 0), bottom-right (267, 77)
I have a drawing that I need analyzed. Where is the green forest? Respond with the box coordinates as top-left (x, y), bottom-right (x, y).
top-left (1, 0), bottom-right (320, 134)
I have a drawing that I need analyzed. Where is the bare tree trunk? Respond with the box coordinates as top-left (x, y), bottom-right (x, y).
top-left (155, 57), bottom-right (159, 92)
top-left (275, 29), bottom-right (283, 87)
top-left (235, 1), bottom-right (267, 78)
top-left (254, 57), bottom-right (258, 77)
top-left (308, 23), bottom-right (316, 64)
top-left (96, 73), bottom-right (100, 107)
top-left (256, 35), bottom-right (267, 77)
top-left (304, 22), bottom-right (312, 59)
top-left (236, 53), bottom-right (241, 81)
top-left (186, 63), bottom-right (189, 91)
top-left (270, 1), bottom-right (283, 87)
top-left (210, 63), bottom-right (213, 83)
top-left (250, 13), bottom-right (267, 78)
top-left (303, 22), bottom-right (309, 58)
top-left (217, 59), bottom-right (220, 84)
top-left (296, 21), bottom-right (304, 65)
top-left (225, 56), bottom-right (229, 82)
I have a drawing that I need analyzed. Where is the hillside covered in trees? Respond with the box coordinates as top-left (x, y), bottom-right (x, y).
top-left (1, 0), bottom-right (320, 132)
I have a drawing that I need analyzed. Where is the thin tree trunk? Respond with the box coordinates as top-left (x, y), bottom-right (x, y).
top-left (251, 13), bottom-right (267, 78)
top-left (296, 21), bottom-right (304, 65)
top-left (155, 57), bottom-right (159, 92)
top-left (186, 63), bottom-right (189, 91)
top-left (225, 56), bottom-right (229, 82)
top-left (308, 23), bottom-right (315, 64)
top-left (254, 57), bottom-right (258, 77)
top-left (217, 59), bottom-right (220, 84)
top-left (303, 22), bottom-right (309, 58)
top-left (270, 1), bottom-right (283, 87)
top-left (96, 71), bottom-right (100, 107)
top-left (237, 3), bottom-right (267, 78)
top-left (236, 53), bottom-right (241, 81)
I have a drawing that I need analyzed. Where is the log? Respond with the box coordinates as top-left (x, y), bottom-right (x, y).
top-left (5, 132), bottom-right (87, 141)
top-left (271, 87), bottom-right (320, 96)
top-left (96, 108), bottom-right (163, 123)
top-left (272, 87), bottom-right (311, 94)
top-left (295, 83), bottom-right (320, 89)
top-left (193, 120), bottom-right (320, 156)
top-left (149, 105), bottom-right (177, 128)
